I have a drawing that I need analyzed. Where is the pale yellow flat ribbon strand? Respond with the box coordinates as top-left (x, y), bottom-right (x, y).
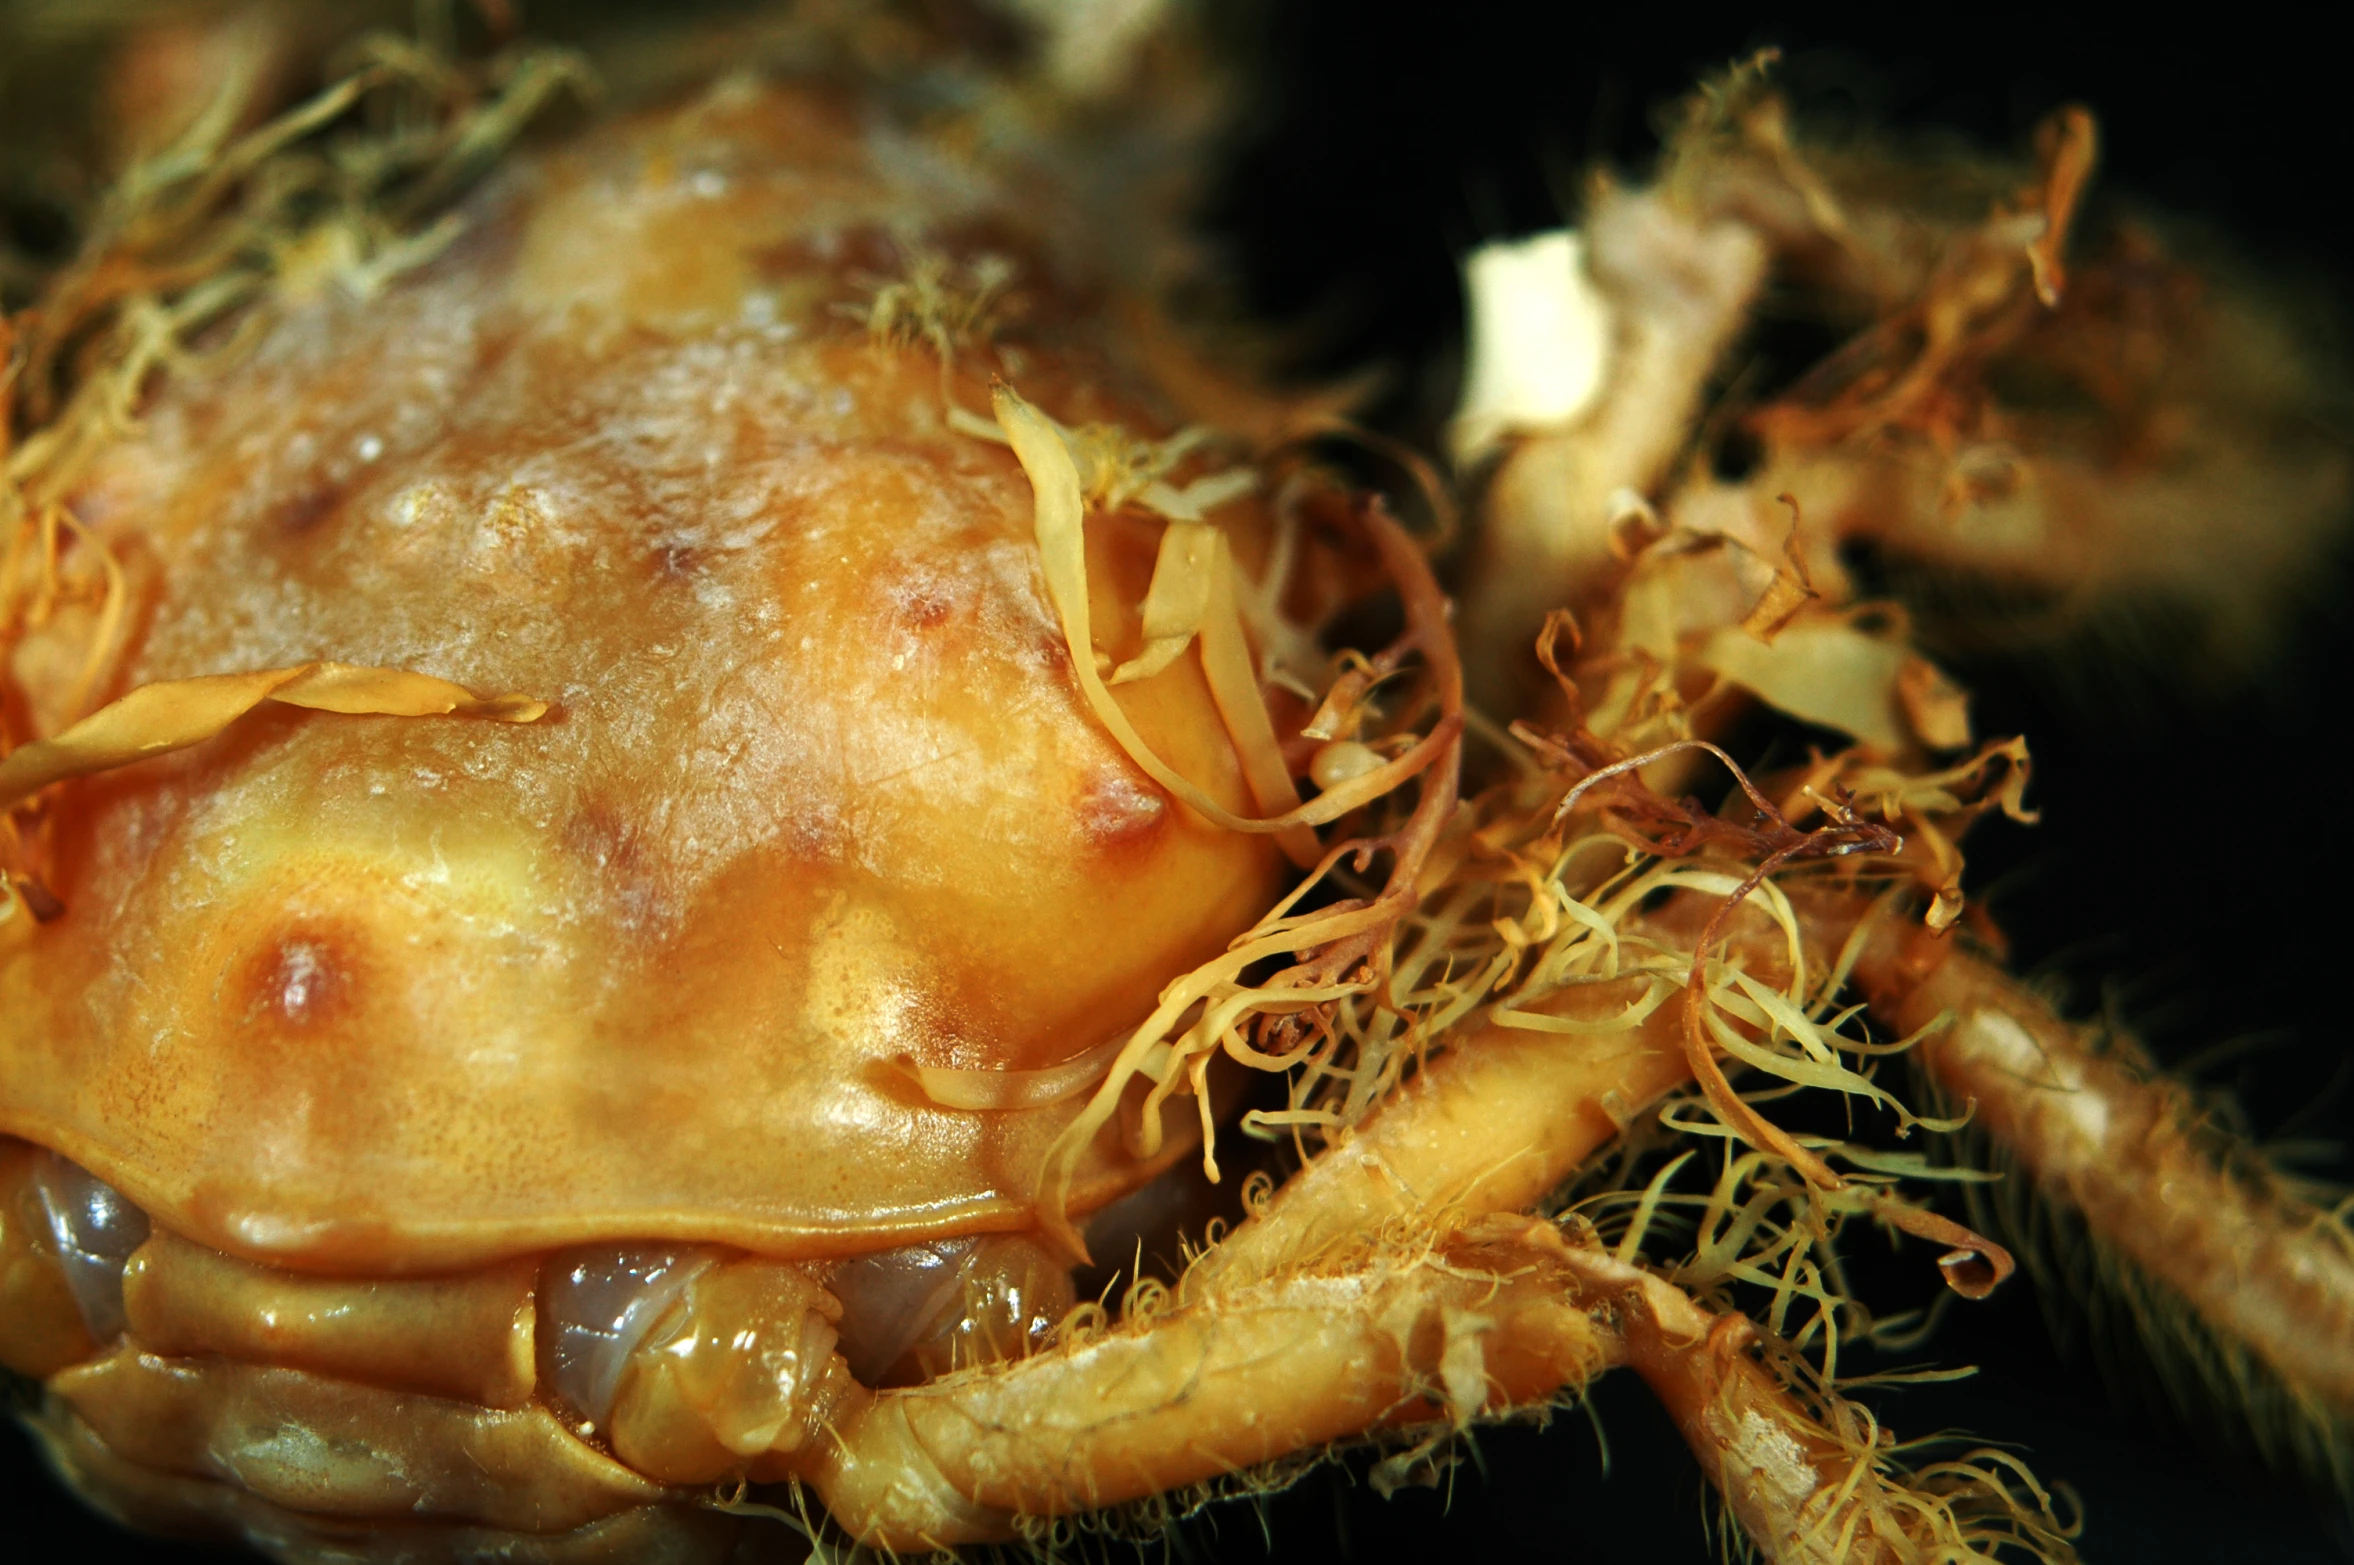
top-left (995, 383), bottom-right (1450, 837)
top-left (0, 661), bottom-right (547, 812)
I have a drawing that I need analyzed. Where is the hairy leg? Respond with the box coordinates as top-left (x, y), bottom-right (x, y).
top-left (809, 894), bottom-right (2005, 1555)
top-left (1859, 927), bottom-right (2354, 1422)
top-left (818, 1211), bottom-right (2066, 1563)
top-left (810, 1217), bottom-right (1618, 1547)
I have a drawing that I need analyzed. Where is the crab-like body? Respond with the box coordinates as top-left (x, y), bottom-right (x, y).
top-left (0, 65), bottom-right (1315, 1557)
top-left (4, 11), bottom-right (2351, 1565)
top-left (5, 79), bottom-right (1280, 1270)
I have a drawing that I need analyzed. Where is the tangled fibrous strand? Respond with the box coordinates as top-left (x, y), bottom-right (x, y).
top-left (1012, 387), bottom-right (1467, 1256)
top-left (1662, 60), bottom-right (2349, 669)
top-left (1477, 612), bottom-right (2008, 1295)
top-left (1226, 648), bottom-right (2066, 1558)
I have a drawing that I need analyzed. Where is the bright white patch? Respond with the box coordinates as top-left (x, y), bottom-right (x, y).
top-left (1733, 1406), bottom-right (1820, 1509)
top-left (1437, 1306), bottom-right (1495, 1424)
top-left (225, 1207), bottom-right (340, 1251)
top-left (1966, 1009), bottom-right (2110, 1153)
top-left (1961, 1008), bottom-right (2040, 1071)
top-left (275, 940), bottom-right (328, 1018)
top-left (1450, 229), bottom-right (1612, 467)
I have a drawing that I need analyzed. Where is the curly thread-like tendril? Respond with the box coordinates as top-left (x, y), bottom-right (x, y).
top-left (1005, 395), bottom-right (1464, 1261)
top-left (1543, 729), bottom-right (2015, 1298)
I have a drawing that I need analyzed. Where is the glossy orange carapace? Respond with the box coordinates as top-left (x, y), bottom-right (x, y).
top-left (0, 79), bottom-right (1281, 1273)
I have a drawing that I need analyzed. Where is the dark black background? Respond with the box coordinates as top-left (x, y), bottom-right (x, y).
top-left (1212, 5), bottom-right (2354, 1561)
top-left (7, 2), bottom-right (2352, 1560)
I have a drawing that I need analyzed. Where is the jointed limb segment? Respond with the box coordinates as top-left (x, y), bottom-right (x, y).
top-left (1859, 930), bottom-right (2354, 1431)
top-left (16, 886), bottom-right (2109, 1562)
top-left (1566, 1245), bottom-right (2076, 1565)
top-left (818, 1209), bottom-right (2065, 1564)
top-left (1193, 995), bottom-right (1694, 1291)
top-left (812, 1216), bottom-right (1619, 1549)
top-left (810, 887), bottom-right (2069, 1558)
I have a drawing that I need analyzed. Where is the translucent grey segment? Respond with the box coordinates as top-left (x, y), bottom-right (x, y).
top-left (541, 1244), bottom-right (713, 1424)
top-left (828, 1238), bottom-right (973, 1384)
top-left (32, 1155), bottom-right (151, 1341)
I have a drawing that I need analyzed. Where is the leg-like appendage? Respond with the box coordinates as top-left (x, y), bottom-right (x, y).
top-left (808, 894), bottom-right (2045, 1558)
top-left (1460, 189), bottom-right (1768, 696)
top-left (26, 1404), bottom-right (744, 1565)
top-left (817, 1208), bottom-right (2071, 1563)
top-left (1563, 1247), bottom-right (2076, 1565)
top-left (1862, 933), bottom-right (2354, 1422)
top-left (1195, 898), bottom-right (1835, 1289)
top-left (812, 1216), bottom-right (1617, 1548)
top-left (1195, 998), bottom-right (1693, 1289)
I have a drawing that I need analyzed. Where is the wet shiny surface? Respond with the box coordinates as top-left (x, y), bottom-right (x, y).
top-left (0, 1140), bottom-right (102, 1376)
top-left (600, 1253), bottom-right (851, 1484)
top-left (541, 1245), bottom-right (712, 1425)
top-left (32, 1154), bottom-right (149, 1341)
top-left (49, 1346), bottom-right (663, 1532)
top-left (829, 1234), bottom-right (1072, 1386)
top-left (122, 1228), bottom-right (541, 1408)
top-left (828, 1239), bottom-right (973, 1386)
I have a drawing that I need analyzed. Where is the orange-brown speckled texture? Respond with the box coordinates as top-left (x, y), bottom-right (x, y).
top-left (0, 78), bottom-right (1282, 1270)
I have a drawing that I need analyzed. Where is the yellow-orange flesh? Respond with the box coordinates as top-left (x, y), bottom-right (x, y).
top-left (0, 78), bottom-right (1283, 1273)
